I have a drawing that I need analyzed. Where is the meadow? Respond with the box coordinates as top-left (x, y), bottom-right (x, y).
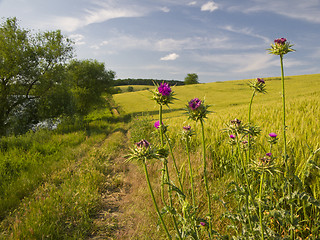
top-left (119, 73), bottom-right (320, 239)
top-left (0, 73), bottom-right (319, 239)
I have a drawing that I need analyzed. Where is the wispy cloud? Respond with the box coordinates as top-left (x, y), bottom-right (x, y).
top-left (44, 1), bottom-right (149, 32)
top-left (69, 34), bottom-right (86, 45)
top-left (221, 25), bottom-right (270, 44)
top-left (228, 0), bottom-right (320, 24)
top-left (160, 53), bottom-right (179, 60)
top-left (160, 6), bottom-right (170, 12)
top-left (201, 1), bottom-right (218, 12)
top-left (188, 1), bottom-right (197, 6)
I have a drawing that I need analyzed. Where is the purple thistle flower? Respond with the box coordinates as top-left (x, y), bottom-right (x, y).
top-left (266, 152), bottom-right (272, 157)
top-left (200, 222), bottom-right (206, 226)
top-left (257, 78), bottom-right (265, 84)
top-left (269, 132), bottom-right (277, 138)
top-left (274, 38), bottom-right (287, 45)
top-left (229, 134), bottom-right (236, 139)
top-left (154, 121), bottom-right (163, 129)
top-left (135, 139), bottom-right (150, 149)
top-left (158, 83), bottom-right (172, 96)
top-left (183, 125), bottom-right (191, 131)
top-left (188, 98), bottom-right (202, 110)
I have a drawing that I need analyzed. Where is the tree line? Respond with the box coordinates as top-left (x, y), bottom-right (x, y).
top-left (0, 18), bottom-right (115, 136)
top-left (113, 78), bottom-right (185, 86)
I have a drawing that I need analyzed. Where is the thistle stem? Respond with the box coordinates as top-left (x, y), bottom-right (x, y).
top-left (280, 54), bottom-right (294, 240)
top-left (280, 55), bottom-right (288, 168)
top-left (248, 89), bottom-right (256, 163)
top-left (200, 119), bottom-right (212, 239)
top-left (259, 171), bottom-right (265, 240)
top-left (143, 160), bottom-right (171, 239)
top-left (164, 162), bottom-right (183, 240)
top-left (159, 104), bottom-right (167, 206)
top-left (164, 133), bottom-right (184, 192)
top-left (186, 137), bottom-right (196, 207)
top-left (236, 136), bottom-right (254, 233)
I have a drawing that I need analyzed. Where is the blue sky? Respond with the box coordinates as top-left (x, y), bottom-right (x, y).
top-left (1, 0), bottom-right (320, 83)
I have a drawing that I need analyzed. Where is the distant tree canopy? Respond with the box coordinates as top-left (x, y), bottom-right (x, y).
top-left (113, 78), bottom-right (184, 86)
top-left (0, 17), bottom-right (115, 136)
top-left (67, 59), bottom-right (115, 117)
top-left (184, 73), bottom-right (199, 85)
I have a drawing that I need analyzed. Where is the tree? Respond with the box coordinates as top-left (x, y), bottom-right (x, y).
top-left (0, 17), bottom-right (74, 135)
top-left (184, 73), bottom-right (199, 85)
top-left (67, 59), bottom-right (115, 117)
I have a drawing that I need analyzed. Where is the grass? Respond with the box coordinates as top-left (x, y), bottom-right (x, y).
top-left (114, 74), bottom-right (320, 118)
top-left (115, 73), bottom-right (320, 238)
top-left (0, 103), bottom-right (129, 239)
top-left (0, 73), bottom-right (319, 239)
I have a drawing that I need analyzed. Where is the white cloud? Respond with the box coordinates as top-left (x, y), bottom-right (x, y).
top-left (160, 53), bottom-right (179, 61)
top-left (69, 34), bottom-right (86, 45)
top-left (160, 6), bottom-right (170, 12)
top-left (201, 1), bottom-right (218, 12)
top-left (37, 1), bottom-right (149, 32)
top-left (188, 1), bottom-right (197, 6)
top-left (155, 37), bottom-right (229, 51)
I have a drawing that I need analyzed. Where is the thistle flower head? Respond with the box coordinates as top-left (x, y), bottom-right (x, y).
top-left (269, 132), bottom-right (277, 138)
top-left (126, 139), bottom-right (157, 163)
top-left (231, 118), bottom-right (242, 126)
top-left (151, 82), bottom-right (175, 106)
top-left (249, 78), bottom-right (267, 93)
top-left (229, 134), bottom-right (236, 139)
top-left (186, 98), bottom-right (211, 121)
top-left (189, 98), bottom-right (202, 110)
top-left (135, 139), bottom-right (150, 149)
top-left (158, 82), bottom-right (172, 96)
top-left (266, 152), bottom-right (272, 157)
top-left (182, 125), bottom-right (194, 139)
top-left (268, 132), bottom-right (278, 145)
top-left (154, 121), bottom-right (161, 129)
top-left (268, 38), bottom-right (295, 56)
top-left (154, 120), bottom-right (167, 133)
top-left (183, 125), bottom-right (191, 131)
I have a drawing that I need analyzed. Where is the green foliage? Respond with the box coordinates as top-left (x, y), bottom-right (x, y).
top-left (184, 73), bottom-right (199, 85)
top-left (0, 17), bottom-right (73, 135)
top-left (67, 59), bottom-right (115, 117)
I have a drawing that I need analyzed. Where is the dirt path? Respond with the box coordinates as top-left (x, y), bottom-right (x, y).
top-left (88, 130), bottom-right (134, 239)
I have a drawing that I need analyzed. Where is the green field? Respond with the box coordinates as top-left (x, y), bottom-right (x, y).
top-left (1, 74), bottom-right (319, 239)
top-left (114, 73), bottom-right (320, 239)
top-left (114, 74), bottom-right (320, 118)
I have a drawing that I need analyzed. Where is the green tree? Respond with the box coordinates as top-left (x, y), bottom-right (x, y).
top-left (0, 17), bottom-right (73, 135)
top-left (184, 73), bottom-right (199, 85)
top-left (67, 59), bottom-right (115, 117)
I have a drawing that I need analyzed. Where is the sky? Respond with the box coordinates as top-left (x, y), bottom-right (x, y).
top-left (1, 0), bottom-right (320, 83)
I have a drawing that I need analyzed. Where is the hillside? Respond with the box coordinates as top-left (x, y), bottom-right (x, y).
top-left (113, 74), bottom-right (320, 118)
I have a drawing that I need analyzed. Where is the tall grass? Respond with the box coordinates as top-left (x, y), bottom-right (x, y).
top-left (0, 103), bottom-right (129, 239)
top-left (122, 75), bottom-right (320, 238)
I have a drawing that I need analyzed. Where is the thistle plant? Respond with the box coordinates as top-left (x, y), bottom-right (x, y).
top-left (268, 38), bottom-right (295, 239)
top-left (248, 78), bottom-right (267, 160)
top-left (126, 140), bottom-right (172, 239)
top-left (268, 38), bottom-right (295, 167)
top-left (186, 98), bottom-right (213, 238)
top-left (151, 82), bottom-right (175, 206)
